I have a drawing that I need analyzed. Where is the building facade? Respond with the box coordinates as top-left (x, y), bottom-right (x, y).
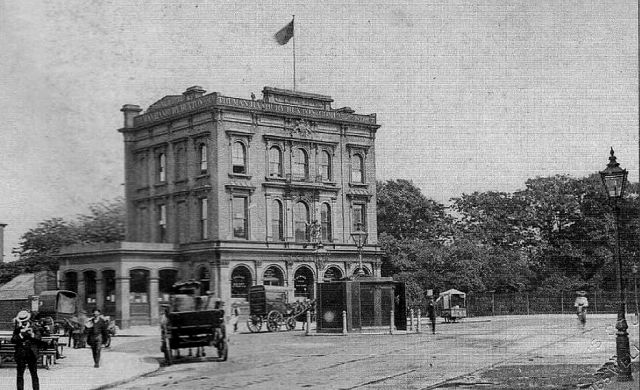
top-left (58, 86), bottom-right (381, 327)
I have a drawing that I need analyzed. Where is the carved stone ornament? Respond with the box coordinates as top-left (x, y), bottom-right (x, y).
top-left (290, 119), bottom-right (314, 138)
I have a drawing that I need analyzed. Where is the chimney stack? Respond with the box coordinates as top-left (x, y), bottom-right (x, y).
top-left (120, 104), bottom-right (142, 129)
top-left (183, 86), bottom-right (206, 100)
top-left (0, 223), bottom-right (6, 263)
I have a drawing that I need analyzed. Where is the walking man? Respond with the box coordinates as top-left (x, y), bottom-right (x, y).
top-left (12, 310), bottom-right (41, 390)
top-left (427, 298), bottom-right (437, 334)
top-left (86, 308), bottom-right (109, 368)
top-left (574, 291), bottom-right (589, 327)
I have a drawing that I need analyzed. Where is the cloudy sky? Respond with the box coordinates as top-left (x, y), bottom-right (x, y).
top-left (0, 0), bottom-right (637, 260)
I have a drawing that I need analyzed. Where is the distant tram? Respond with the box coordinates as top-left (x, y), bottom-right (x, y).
top-left (436, 289), bottom-right (467, 323)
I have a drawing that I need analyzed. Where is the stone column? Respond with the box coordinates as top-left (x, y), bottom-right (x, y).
top-left (115, 276), bottom-right (131, 329)
top-left (219, 264), bottom-right (231, 304)
top-left (149, 268), bottom-right (160, 325)
top-left (286, 260), bottom-right (295, 302)
top-left (95, 277), bottom-right (104, 311)
top-left (77, 273), bottom-right (86, 311)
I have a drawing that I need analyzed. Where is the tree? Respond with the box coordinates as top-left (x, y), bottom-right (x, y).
top-left (6, 198), bottom-right (126, 284)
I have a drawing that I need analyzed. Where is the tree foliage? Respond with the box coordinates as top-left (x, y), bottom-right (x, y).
top-left (3, 198), bottom-right (126, 285)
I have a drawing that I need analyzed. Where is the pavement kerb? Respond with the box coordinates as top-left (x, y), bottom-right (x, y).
top-left (91, 356), bottom-right (160, 390)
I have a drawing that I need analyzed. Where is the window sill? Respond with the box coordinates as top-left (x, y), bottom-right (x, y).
top-left (154, 182), bottom-right (168, 188)
top-left (229, 173), bottom-right (252, 180)
top-left (265, 176), bottom-right (286, 182)
top-left (174, 179), bottom-right (188, 184)
top-left (195, 174), bottom-right (210, 180)
top-left (321, 181), bottom-right (337, 186)
top-left (136, 186), bottom-right (150, 191)
top-left (349, 182), bottom-right (368, 188)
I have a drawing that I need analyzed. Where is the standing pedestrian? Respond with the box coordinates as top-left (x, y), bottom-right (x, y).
top-left (12, 310), bottom-right (41, 390)
top-left (574, 291), bottom-right (588, 327)
top-left (85, 308), bottom-right (109, 368)
top-left (427, 298), bottom-right (437, 334)
top-left (230, 302), bottom-right (240, 333)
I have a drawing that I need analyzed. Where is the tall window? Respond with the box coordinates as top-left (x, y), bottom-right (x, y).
top-left (294, 202), bottom-right (309, 242)
top-left (198, 266), bottom-right (210, 295)
top-left (351, 154), bottom-right (364, 183)
top-left (157, 153), bottom-right (166, 182)
top-left (200, 198), bottom-right (208, 240)
top-left (84, 271), bottom-right (97, 305)
top-left (321, 203), bottom-right (332, 241)
top-left (175, 145), bottom-right (186, 180)
top-left (231, 266), bottom-right (252, 298)
top-left (158, 204), bottom-right (167, 242)
top-left (293, 148), bottom-right (308, 180)
top-left (352, 203), bottom-right (366, 232)
top-left (320, 150), bottom-right (332, 181)
top-left (233, 196), bottom-right (248, 239)
top-left (232, 142), bottom-right (246, 174)
top-left (138, 154), bottom-right (148, 186)
top-left (199, 143), bottom-right (208, 173)
top-left (271, 199), bottom-right (284, 241)
top-left (64, 272), bottom-right (78, 293)
top-left (159, 269), bottom-right (178, 302)
top-left (176, 201), bottom-right (187, 243)
top-left (129, 269), bottom-right (149, 303)
top-left (103, 270), bottom-right (116, 306)
top-left (269, 146), bottom-right (282, 177)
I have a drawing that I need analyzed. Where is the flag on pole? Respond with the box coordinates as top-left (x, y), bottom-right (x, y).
top-left (274, 19), bottom-right (294, 45)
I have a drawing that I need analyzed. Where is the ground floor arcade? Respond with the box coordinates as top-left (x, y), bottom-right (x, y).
top-left (57, 241), bottom-right (381, 328)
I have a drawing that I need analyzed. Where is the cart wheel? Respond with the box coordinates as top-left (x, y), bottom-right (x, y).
top-left (266, 311), bottom-right (282, 332)
top-left (246, 315), bottom-right (262, 333)
top-left (285, 316), bottom-right (296, 331)
top-left (217, 339), bottom-right (228, 361)
top-left (163, 333), bottom-right (173, 366)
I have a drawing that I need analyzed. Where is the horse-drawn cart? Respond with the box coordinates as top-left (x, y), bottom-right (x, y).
top-left (246, 285), bottom-right (314, 333)
top-left (160, 284), bottom-right (228, 365)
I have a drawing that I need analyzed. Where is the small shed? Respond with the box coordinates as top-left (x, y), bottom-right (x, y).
top-left (316, 278), bottom-right (406, 333)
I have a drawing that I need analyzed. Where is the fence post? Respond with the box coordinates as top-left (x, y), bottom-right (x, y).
top-left (390, 310), bottom-right (394, 335)
top-left (416, 309), bottom-right (421, 333)
top-left (306, 310), bottom-right (311, 336)
top-left (342, 310), bottom-right (347, 334)
top-left (561, 291), bottom-right (564, 315)
top-left (526, 293), bottom-right (530, 315)
top-left (409, 309), bottom-right (414, 331)
top-left (492, 292), bottom-right (495, 316)
top-left (593, 290), bottom-right (597, 314)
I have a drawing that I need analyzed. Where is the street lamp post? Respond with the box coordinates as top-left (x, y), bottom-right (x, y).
top-left (599, 148), bottom-right (633, 382)
top-left (350, 224), bottom-right (369, 277)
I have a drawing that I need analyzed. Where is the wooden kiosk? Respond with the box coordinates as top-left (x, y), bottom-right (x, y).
top-left (316, 277), bottom-right (406, 333)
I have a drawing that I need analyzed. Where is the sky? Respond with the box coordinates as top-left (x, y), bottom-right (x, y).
top-left (0, 0), bottom-right (637, 261)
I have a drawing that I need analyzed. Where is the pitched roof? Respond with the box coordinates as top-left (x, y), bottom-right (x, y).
top-left (0, 273), bottom-right (35, 300)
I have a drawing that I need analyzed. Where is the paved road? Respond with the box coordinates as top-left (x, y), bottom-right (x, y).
top-left (110, 315), bottom-right (638, 389)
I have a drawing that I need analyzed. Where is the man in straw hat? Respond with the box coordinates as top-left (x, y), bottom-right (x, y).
top-left (11, 310), bottom-right (41, 390)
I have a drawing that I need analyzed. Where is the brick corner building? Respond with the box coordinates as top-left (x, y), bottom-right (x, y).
top-left (58, 86), bottom-right (382, 328)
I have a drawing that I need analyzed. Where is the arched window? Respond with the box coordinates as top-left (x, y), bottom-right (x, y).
top-left (84, 270), bottom-right (97, 306)
top-left (129, 269), bottom-right (150, 303)
top-left (294, 266), bottom-right (314, 298)
top-left (324, 266), bottom-right (343, 282)
top-left (269, 146), bottom-right (282, 177)
top-left (231, 266), bottom-right (253, 298)
top-left (157, 153), bottom-right (166, 182)
top-left (294, 202), bottom-right (309, 242)
top-left (159, 269), bottom-right (178, 302)
top-left (351, 154), bottom-right (364, 183)
top-left (271, 199), bottom-right (284, 241)
top-left (321, 203), bottom-right (332, 242)
top-left (319, 150), bottom-right (332, 181)
top-left (263, 266), bottom-right (284, 286)
top-left (199, 143), bottom-right (208, 173)
top-left (198, 266), bottom-right (210, 295)
top-left (102, 270), bottom-right (116, 306)
top-left (232, 142), bottom-right (246, 174)
top-left (64, 272), bottom-right (78, 293)
top-left (293, 148), bottom-right (308, 180)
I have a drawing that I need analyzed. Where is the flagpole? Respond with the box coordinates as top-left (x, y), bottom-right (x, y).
top-left (292, 15), bottom-right (296, 91)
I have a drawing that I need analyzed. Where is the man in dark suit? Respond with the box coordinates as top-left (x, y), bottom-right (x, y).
top-left (12, 310), bottom-right (41, 390)
top-left (86, 308), bottom-right (109, 368)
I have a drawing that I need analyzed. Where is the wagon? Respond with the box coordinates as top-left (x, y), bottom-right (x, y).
top-left (436, 289), bottom-right (467, 323)
top-left (245, 285), bottom-right (313, 333)
top-left (160, 291), bottom-right (228, 365)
